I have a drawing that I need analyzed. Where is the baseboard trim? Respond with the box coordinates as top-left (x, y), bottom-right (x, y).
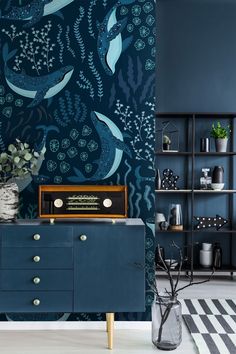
top-left (0, 321), bottom-right (151, 331)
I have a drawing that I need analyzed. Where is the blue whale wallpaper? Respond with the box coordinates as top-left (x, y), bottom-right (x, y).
top-left (0, 0), bottom-right (155, 321)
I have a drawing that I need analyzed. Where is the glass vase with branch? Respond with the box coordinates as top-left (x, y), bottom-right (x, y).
top-left (150, 242), bottom-right (214, 351)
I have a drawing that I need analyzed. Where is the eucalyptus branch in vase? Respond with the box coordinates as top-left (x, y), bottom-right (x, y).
top-left (0, 139), bottom-right (40, 184)
top-left (150, 242), bottom-right (214, 350)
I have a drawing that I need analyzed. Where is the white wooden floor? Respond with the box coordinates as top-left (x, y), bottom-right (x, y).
top-left (0, 275), bottom-right (234, 354)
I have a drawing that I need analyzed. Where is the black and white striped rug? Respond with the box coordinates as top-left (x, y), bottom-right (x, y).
top-left (181, 299), bottom-right (236, 354)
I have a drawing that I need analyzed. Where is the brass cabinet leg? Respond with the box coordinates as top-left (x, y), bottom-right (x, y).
top-left (106, 313), bottom-right (114, 349)
top-left (106, 313), bottom-right (109, 332)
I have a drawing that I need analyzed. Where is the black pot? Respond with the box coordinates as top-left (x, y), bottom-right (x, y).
top-left (163, 143), bottom-right (170, 151)
top-left (212, 166), bottom-right (224, 183)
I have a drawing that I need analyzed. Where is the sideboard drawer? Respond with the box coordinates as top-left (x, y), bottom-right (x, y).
top-left (0, 291), bottom-right (73, 312)
top-left (2, 226), bottom-right (73, 247)
top-left (1, 270), bottom-right (73, 291)
top-left (1, 248), bottom-right (73, 269)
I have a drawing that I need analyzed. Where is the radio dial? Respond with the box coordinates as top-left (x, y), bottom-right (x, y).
top-left (103, 198), bottom-right (112, 208)
top-left (54, 198), bottom-right (63, 208)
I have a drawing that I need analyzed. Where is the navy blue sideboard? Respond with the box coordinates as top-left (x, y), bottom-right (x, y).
top-left (0, 218), bottom-right (145, 349)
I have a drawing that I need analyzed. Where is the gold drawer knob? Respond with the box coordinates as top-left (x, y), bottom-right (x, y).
top-left (33, 299), bottom-right (40, 306)
top-left (33, 234), bottom-right (40, 241)
top-left (33, 277), bottom-right (40, 284)
top-left (80, 234), bottom-right (87, 241)
top-left (33, 256), bottom-right (40, 263)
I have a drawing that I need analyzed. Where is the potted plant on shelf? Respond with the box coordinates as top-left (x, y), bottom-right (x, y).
top-left (210, 121), bottom-right (230, 152)
top-left (0, 139), bottom-right (40, 221)
top-left (163, 135), bottom-right (171, 151)
top-left (150, 242), bottom-right (213, 351)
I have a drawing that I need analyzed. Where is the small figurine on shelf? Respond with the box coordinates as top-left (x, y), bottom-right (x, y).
top-left (161, 169), bottom-right (179, 190)
top-left (163, 135), bottom-right (171, 151)
top-left (200, 168), bottom-right (212, 190)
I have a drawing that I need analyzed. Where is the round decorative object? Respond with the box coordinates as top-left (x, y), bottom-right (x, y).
top-left (54, 199), bottom-right (63, 208)
top-left (103, 198), bottom-right (112, 208)
top-left (0, 183), bottom-right (19, 222)
top-left (33, 256), bottom-right (41, 263)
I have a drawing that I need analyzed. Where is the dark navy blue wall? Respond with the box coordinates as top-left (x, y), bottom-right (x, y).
top-left (0, 0), bottom-right (156, 321)
top-left (157, 0), bottom-right (236, 112)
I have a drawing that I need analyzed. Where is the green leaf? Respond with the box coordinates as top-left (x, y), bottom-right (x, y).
top-left (8, 144), bottom-right (16, 153)
top-left (24, 153), bottom-right (32, 161)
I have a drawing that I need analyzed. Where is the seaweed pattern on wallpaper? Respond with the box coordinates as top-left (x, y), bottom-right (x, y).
top-left (116, 56), bottom-right (154, 105)
top-left (128, 181), bottom-right (135, 217)
top-left (65, 26), bottom-right (76, 58)
top-left (127, 56), bottom-right (143, 94)
top-left (144, 184), bottom-right (152, 211)
top-left (53, 90), bottom-right (87, 127)
top-left (116, 172), bottom-right (120, 185)
top-left (76, 71), bottom-right (95, 100)
top-left (139, 72), bottom-right (155, 103)
top-left (18, 200), bottom-right (38, 219)
top-left (124, 159), bottom-right (131, 186)
top-left (108, 83), bottom-right (116, 108)
top-left (118, 70), bottom-right (131, 102)
top-left (4, 0), bottom-right (12, 11)
top-left (57, 24), bottom-right (64, 64)
top-left (88, 0), bottom-right (97, 39)
top-left (88, 51), bottom-right (103, 101)
top-left (103, 0), bottom-right (107, 8)
top-left (0, 122), bottom-right (6, 152)
top-left (134, 192), bottom-right (142, 217)
top-left (74, 7), bottom-right (86, 62)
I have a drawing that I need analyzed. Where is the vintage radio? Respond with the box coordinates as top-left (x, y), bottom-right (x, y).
top-left (39, 185), bottom-right (128, 219)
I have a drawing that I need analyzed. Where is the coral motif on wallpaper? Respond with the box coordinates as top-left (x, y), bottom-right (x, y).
top-left (0, 0), bottom-right (155, 321)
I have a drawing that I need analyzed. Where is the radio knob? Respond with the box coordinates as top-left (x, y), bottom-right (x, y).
top-left (103, 198), bottom-right (112, 208)
top-left (33, 256), bottom-right (40, 263)
top-left (33, 299), bottom-right (40, 306)
top-left (33, 234), bottom-right (40, 241)
top-left (33, 277), bottom-right (41, 284)
top-left (80, 235), bottom-right (87, 241)
top-left (54, 198), bottom-right (63, 208)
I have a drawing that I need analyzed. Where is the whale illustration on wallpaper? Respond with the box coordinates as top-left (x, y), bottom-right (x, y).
top-left (68, 111), bottom-right (132, 182)
top-left (97, 0), bottom-right (134, 75)
top-left (1, 0), bottom-right (74, 28)
top-left (8, 125), bottom-right (59, 192)
top-left (3, 44), bottom-right (74, 108)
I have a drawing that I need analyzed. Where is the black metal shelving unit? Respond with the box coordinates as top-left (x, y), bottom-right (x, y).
top-left (155, 113), bottom-right (236, 275)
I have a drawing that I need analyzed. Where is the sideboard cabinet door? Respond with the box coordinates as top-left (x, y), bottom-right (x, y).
top-left (74, 224), bottom-right (145, 313)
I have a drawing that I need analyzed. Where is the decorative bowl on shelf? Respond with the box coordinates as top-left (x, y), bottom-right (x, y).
top-left (211, 183), bottom-right (224, 191)
top-left (164, 259), bottom-right (178, 269)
